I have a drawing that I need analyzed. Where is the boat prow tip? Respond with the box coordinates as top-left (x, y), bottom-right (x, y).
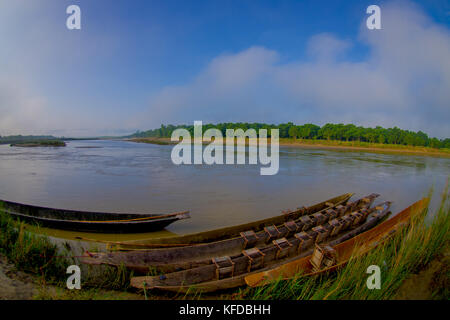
top-left (177, 211), bottom-right (191, 220)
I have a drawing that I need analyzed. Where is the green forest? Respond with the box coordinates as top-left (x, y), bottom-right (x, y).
top-left (0, 135), bottom-right (59, 145)
top-left (130, 123), bottom-right (450, 149)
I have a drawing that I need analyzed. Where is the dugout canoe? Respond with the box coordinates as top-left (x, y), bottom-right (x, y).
top-left (0, 199), bottom-right (190, 233)
top-left (245, 197), bottom-right (429, 287)
top-left (82, 194), bottom-right (378, 273)
top-left (101, 193), bottom-right (355, 250)
top-left (130, 201), bottom-right (391, 293)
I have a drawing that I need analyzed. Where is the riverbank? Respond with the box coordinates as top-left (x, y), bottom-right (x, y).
top-left (279, 138), bottom-right (450, 157)
top-left (126, 137), bottom-right (450, 158)
top-left (0, 187), bottom-right (448, 300)
top-left (1, 240), bottom-right (447, 300)
top-left (393, 247), bottom-right (449, 300)
top-left (10, 140), bottom-right (66, 148)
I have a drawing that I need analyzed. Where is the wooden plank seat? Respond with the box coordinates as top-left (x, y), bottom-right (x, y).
top-left (328, 218), bottom-right (344, 236)
top-left (298, 215), bottom-right (314, 231)
top-left (335, 204), bottom-right (346, 217)
top-left (240, 230), bottom-right (259, 248)
top-left (243, 248), bottom-right (266, 272)
top-left (324, 209), bottom-right (338, 221)
top-left (264, 225), bottom-right (282, 243)
top-left (284, 220), bottom-right (300, 236)
top-left (294, 231), bottom-right (313, 254)
top-left (306, 229), bottom-right (319, 242)
top-left (312, 212), bottom-right (327, 226)
top-left (340, 215), bottom-right (355, 230)
top-left (310, 244), bottom-right (338, 272)
top-left (345, 201), bottom-right (357, 212)
top-left (312, 225), bottom-right (330, 243)
top-left (212, 256), bottom-right (235, 280)
top-left (273, 238), bottom-right (293, 260)
top-left (351, 211), bottom-right (364, 226)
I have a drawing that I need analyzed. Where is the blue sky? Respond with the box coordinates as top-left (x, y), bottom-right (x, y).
top-left (0, 0), bottom-right (449, 137)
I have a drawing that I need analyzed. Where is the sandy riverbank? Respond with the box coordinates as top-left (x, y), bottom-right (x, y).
top-left (126, 137), bottom-right (450, 158)
top-left (2, 248), bottom-right (447, 300)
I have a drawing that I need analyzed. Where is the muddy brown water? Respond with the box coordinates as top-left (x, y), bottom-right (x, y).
top-left (0, 139), bottom-right (448, 242)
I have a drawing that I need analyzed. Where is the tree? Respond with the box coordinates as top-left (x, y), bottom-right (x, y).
top-left (127, 122), bottom-right (448, 149)
top-left (288, 126), bottom-right (299, 139)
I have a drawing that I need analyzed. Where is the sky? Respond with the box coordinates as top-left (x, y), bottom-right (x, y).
top-left (0, 0), bottom-right (449, 138)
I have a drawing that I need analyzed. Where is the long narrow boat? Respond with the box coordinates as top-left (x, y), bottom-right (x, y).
top-left (245, 197), bottom-right (429, 287)
top-left (82, 194), bottom-right (378, 273)
top-left (0, 199), bottom-right (190, 233)
top-left (100, 193), bottom-right (355, 250)
top-left (130, 201), bottom-right (391, 293)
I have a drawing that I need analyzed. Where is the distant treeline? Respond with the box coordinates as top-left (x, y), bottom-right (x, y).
top-left (0, 135), bottom-right (100, 145)
top-left (0, 135), bottom-right (60, 145)
top-left (130, 123), bottom-right (450, 149)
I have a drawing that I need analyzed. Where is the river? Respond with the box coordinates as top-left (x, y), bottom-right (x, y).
top-left (0, 139), bottom-right (448, 241)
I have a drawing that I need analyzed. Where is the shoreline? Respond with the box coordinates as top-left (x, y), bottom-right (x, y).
top-left (1, 240), bottom-right (447, 300)
top-left (126, 137), bottom-right (450, 158)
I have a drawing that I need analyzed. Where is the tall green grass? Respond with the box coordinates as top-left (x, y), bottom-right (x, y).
top-left (0, 206), bottom-right (137, 294)
top-left (0, 207), bottom-right (70, 283)
top-left (242, 187), bottom-right (449, 300)
top-left (279, 138), bottom-right (450, 155)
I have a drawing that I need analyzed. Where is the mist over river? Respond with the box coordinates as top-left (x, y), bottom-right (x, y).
top-left (0, 140), bottom-right (448, 241)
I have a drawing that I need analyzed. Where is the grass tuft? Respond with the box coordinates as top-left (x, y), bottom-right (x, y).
top-left (0, 207), bottom-right (70, 283)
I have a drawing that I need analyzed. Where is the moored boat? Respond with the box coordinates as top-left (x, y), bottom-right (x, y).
top-left (244, 197), bottom-right (429, 287)
top-left (129, 201), bottom-right (391, 293)
top-left (102, 193), bottom-right (355, 250)
top-left (0, 199), bottom-right (190, 233)
top-left (82, 194), bottom-right (378, 273)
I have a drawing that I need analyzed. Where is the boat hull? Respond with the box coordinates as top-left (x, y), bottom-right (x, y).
top-left (83, 194), bottom-right (377, 272)
top-left (245, 197), bottom-right (429, 287)
top-left (0, 199), bottom-right (189, 233)
top-left (130, 201), bottom-right (392, 293)
top-left (106, 193), bottom-right (354, 249)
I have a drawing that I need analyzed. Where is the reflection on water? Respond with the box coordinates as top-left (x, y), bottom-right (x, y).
top-left (0, 140), bottom-right (448, 241)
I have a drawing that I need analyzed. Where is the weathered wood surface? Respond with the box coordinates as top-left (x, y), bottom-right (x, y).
top-left (0, 199), bottom-right (190, 233)
top-left (82, 194), bottom-right (378, 272)
top-left (245, 198), bottom-right (429, 287)
top-left (104, 193), bottom-right (355, 249)
top-left (130, 202), bottom-right (391, 293)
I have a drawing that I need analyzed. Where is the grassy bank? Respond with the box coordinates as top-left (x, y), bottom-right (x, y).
top-left (0, 205), bottom-right (136, 297)
top-left (127, 137), bottom-right (450, 157)
top-left (128, 137), bottom-right (173, 145)
top-left (240, 187), bottom-right (449, 300)
top-left (279, 138), bottom-right (450, 157)
top-left (1, 189), bottom-right (448, 300)
top-left (0, 206), bottom-right (69, 283)
top-left (10, 140), bottom-right (66, 147)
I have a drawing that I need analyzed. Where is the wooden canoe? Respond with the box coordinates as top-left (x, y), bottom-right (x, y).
top-left (82, 194), bottom-right (378, 273)
top-left (245, 197), bottom-right (429, 287)
top-left (103, 193), bottom-right (355, 249)
top-left (130, 201), bottom-right (391, 293)
top-left (0, 199), bottom-right (190, 233)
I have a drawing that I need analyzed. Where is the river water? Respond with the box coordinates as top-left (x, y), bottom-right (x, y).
top-left (0, 140), bottom-right (448, 241)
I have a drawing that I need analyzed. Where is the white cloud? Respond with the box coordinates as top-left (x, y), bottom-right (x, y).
top-left (0, 78), bottom-right (48, 135)
top-left (0, 1), bottom-right (449, 138)
top-left (143, 1), bottom-right (450, 138)
top-left (306, 33), bottom-right (352, 62)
